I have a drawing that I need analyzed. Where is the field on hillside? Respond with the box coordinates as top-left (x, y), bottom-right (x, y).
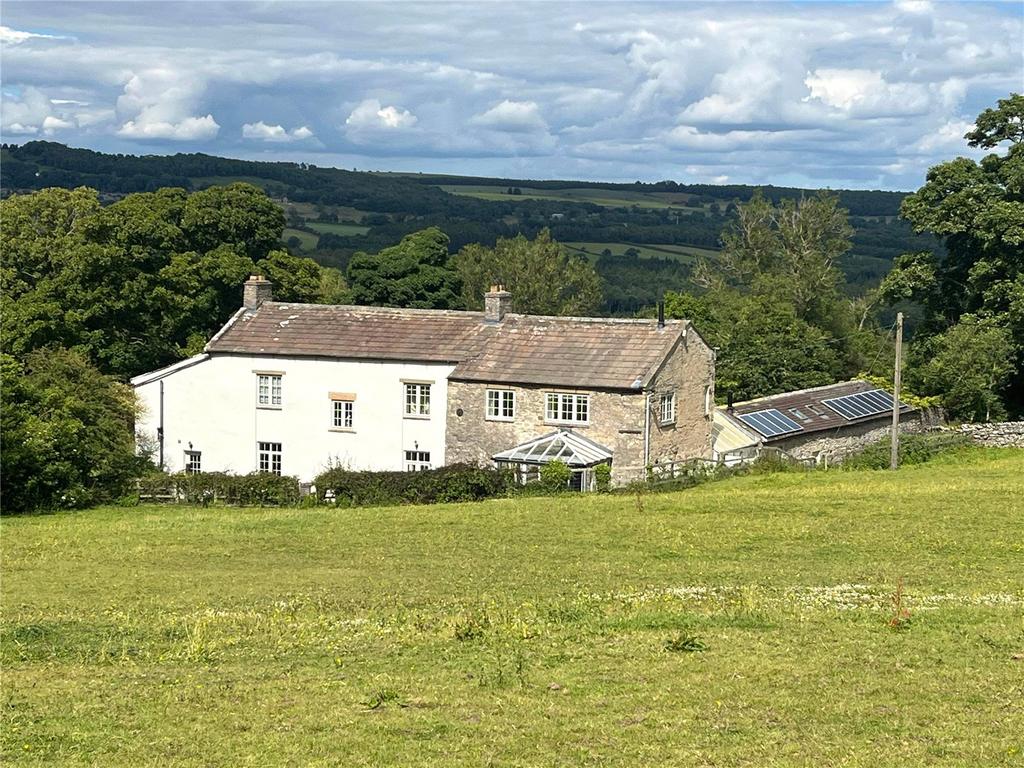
top-left (2, 449), bottom-right (1022, 766)
top-left (563, 241), bottom-right (718, 263)
top-left (438, 184), bottom-right (714, 210)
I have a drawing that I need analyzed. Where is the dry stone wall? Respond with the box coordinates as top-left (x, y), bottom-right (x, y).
top-left (957, 422), bottom-right (1024, 448)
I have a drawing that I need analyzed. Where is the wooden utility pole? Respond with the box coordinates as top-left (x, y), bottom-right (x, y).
top-left (890, 311), bottom-right (904, 470)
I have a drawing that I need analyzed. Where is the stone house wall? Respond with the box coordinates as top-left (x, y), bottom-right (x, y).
top-left (445, 325), bottom-right (716, 486)
top-left (445, 382), bottom-right (647, 485)
top-left (646, 327), bottom-right (716, 467)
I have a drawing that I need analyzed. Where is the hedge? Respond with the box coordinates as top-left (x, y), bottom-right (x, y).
top-left (315, 463), bottom-right (512, 507)
top-left (138, 471), bottom-right (302, 506)
top-left (841, 431), bottom-right (973, 470)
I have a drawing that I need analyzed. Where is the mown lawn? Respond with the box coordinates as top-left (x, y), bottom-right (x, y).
top-left (2, 449), bottom-right (1022, 766)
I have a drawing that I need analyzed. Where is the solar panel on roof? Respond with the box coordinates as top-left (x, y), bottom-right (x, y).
top-left (822, 389), bottom-right (908, 420)
top-left (737, 408), bottom-right (803, 438)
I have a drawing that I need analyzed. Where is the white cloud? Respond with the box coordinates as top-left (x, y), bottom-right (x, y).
top-left (0, 26), bottom-right (68, 45)
top-left (915, 118), bottom-right (974, 153)
top-left (803, 68), bottom-right (964, 118)
top-left (895, 0), bottom-right (933, 13)
top-left (42, 115), bottom-right (74, 132)
top-left (118, 115), bottom-right (219, 140)
top-left (5, 122), bottom-right (38, 135)
top-left (804, 69), bottom-right (886, 111)
top-left (0, 1), bottom-right (1019, 187)
top-left (1, 86), bottom-right (77, 136)
top-left (241, 121), bottom-right (314, 142)
top-left (345, 99), bottom-right (417, 130)
top-left (115, 68), bottom-right (219, 141)
top-left (470, 100), bottom-right (547, 133)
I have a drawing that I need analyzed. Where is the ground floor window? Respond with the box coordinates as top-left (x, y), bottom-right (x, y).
top-left (258, 442), bottom-right (282, 475)
top-left (333, 399), bottom-right (354, 429)
top-left (404, 450), bottom-right (431, 471)
top-left (487, 389), bottom-right (516, 420)
top-left (184, 450), bottom-right (201, 474)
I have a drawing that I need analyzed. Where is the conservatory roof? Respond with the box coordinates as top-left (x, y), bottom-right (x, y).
top-left (492, 430), bottom-right (613, 468)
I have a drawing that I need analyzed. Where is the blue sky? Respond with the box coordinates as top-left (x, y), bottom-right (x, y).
top-left (2, 1), bottom-right (1021, 190)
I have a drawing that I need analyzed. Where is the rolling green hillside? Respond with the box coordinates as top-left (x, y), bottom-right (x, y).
top-left (2, 448), bottom-right (1021, 766)
top-left (1, 141), bottom-right (940, 311)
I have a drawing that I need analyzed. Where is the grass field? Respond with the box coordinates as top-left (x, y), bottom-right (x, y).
top-left (438, 184), bottom-right (713, 211)
top-left (2, 449), bottom-right (1022, 766)
top-left (282, 227), bottom-right (319, 251)
top-left (563, 241), bottom-right (719, 264)
top-left (305, 222), bottom-right (370, 237)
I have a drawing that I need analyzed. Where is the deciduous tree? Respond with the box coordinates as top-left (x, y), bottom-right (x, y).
top-left (346, 227), bottom-right (461, 309)
top-left (452, 228), bottom-right (601, 316)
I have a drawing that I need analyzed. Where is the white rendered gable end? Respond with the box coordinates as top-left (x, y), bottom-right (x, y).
top-left (130, 353), bottom-right (211, 387)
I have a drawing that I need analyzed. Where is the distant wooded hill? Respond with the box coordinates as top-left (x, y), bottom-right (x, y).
top-left (1, 141), bottom-right (936, 313)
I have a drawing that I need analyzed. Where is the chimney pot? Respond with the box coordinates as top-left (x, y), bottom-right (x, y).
top-left (243, 274), bottom-right (273, 309)
top-left (484, 285), bottom-right (512, 322)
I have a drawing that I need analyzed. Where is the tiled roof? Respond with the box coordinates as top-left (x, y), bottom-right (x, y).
top-left (723, 380), bottom-right (912, 441)
top-left (205, 302), bottom-right (685, 390)
top-left (450, 314), bottom-right (684, 389)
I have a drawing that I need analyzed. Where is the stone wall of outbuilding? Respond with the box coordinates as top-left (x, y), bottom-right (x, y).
top-left (772, 411), bottom-right (930, 465)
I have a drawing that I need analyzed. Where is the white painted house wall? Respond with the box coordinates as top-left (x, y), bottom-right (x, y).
top-left (133, 353), bottom-right (454, 481)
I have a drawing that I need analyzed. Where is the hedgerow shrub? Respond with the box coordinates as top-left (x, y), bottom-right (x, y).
top-left (842, 431), bottom-right (972, 470)
top-left (315, 463), bottom-right (512, 507)
top-left (539, 460), bottom-right (571, 491)
top-left (594, 463), bottom-right (612, 492)
top-left (138, 471), bottom-right (301, 506)
top-left (1, 348), bottom-right (148, 513)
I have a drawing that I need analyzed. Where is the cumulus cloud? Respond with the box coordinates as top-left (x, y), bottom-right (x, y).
top-left (115, 68), bottom-right (219, 141)
top-left (241, 121), bottom-right (314, 142)
top-left (470, 100), bottom-right (548, 133)
top-left (1, 86), bottom-right (77, 135)
top-left (118, 115), bottom-right (219, 140)
top-left (345, 99), bottom-right (417, 130)
top-left (0, 1), bottom-right (1019, 187)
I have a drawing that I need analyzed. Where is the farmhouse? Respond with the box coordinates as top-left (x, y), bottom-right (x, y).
top-left (712, 380), bottom-right (927, 465)
top-left (132, 278), bottom-right (716, 487)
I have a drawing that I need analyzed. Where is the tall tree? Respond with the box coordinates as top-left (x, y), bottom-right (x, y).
top-left (664, 290), bottom-right (842, 401)
top-left (346, 227), bottom-right (461, 309)
top-left (881, 93), bottom-right (1023, 417)
top-left (696, 190), bottom-right (852, 328)
top-left (452, 228), bottom-right (601, 316)
top-left (0, 349), bottom-right (145, 512)
top-left (0, 183), bottom-right (328, 378)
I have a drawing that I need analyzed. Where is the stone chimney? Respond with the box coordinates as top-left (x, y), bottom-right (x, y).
top-left (243, 274), bottom-right (273, 309)
top-left (484, 284), bottom-right (512, 322)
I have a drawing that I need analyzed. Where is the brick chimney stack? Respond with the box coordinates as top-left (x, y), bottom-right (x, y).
top-left (243, 275), bottom-right (273, 309)
top-left (484, 284), bottom-right (512, 322)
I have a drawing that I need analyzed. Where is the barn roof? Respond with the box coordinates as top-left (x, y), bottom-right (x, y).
top-left (204, 301), bottom-right (689, 391)
top-left (720, 380), bottom-right (913, 442)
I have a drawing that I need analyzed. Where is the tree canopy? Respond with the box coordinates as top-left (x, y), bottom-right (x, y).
top-left (0, 349), bottom-right (146, 512)
top-left (0, 183), bottom-right (330, 378)
top-left (452, 228), bottom-right (601, 316)
top-left (670, 190), bottom-right (887, 401)
top-left (881, 93), bottom-right (1023, 419)
top-left (346, 227), bottom-right (461, 309)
